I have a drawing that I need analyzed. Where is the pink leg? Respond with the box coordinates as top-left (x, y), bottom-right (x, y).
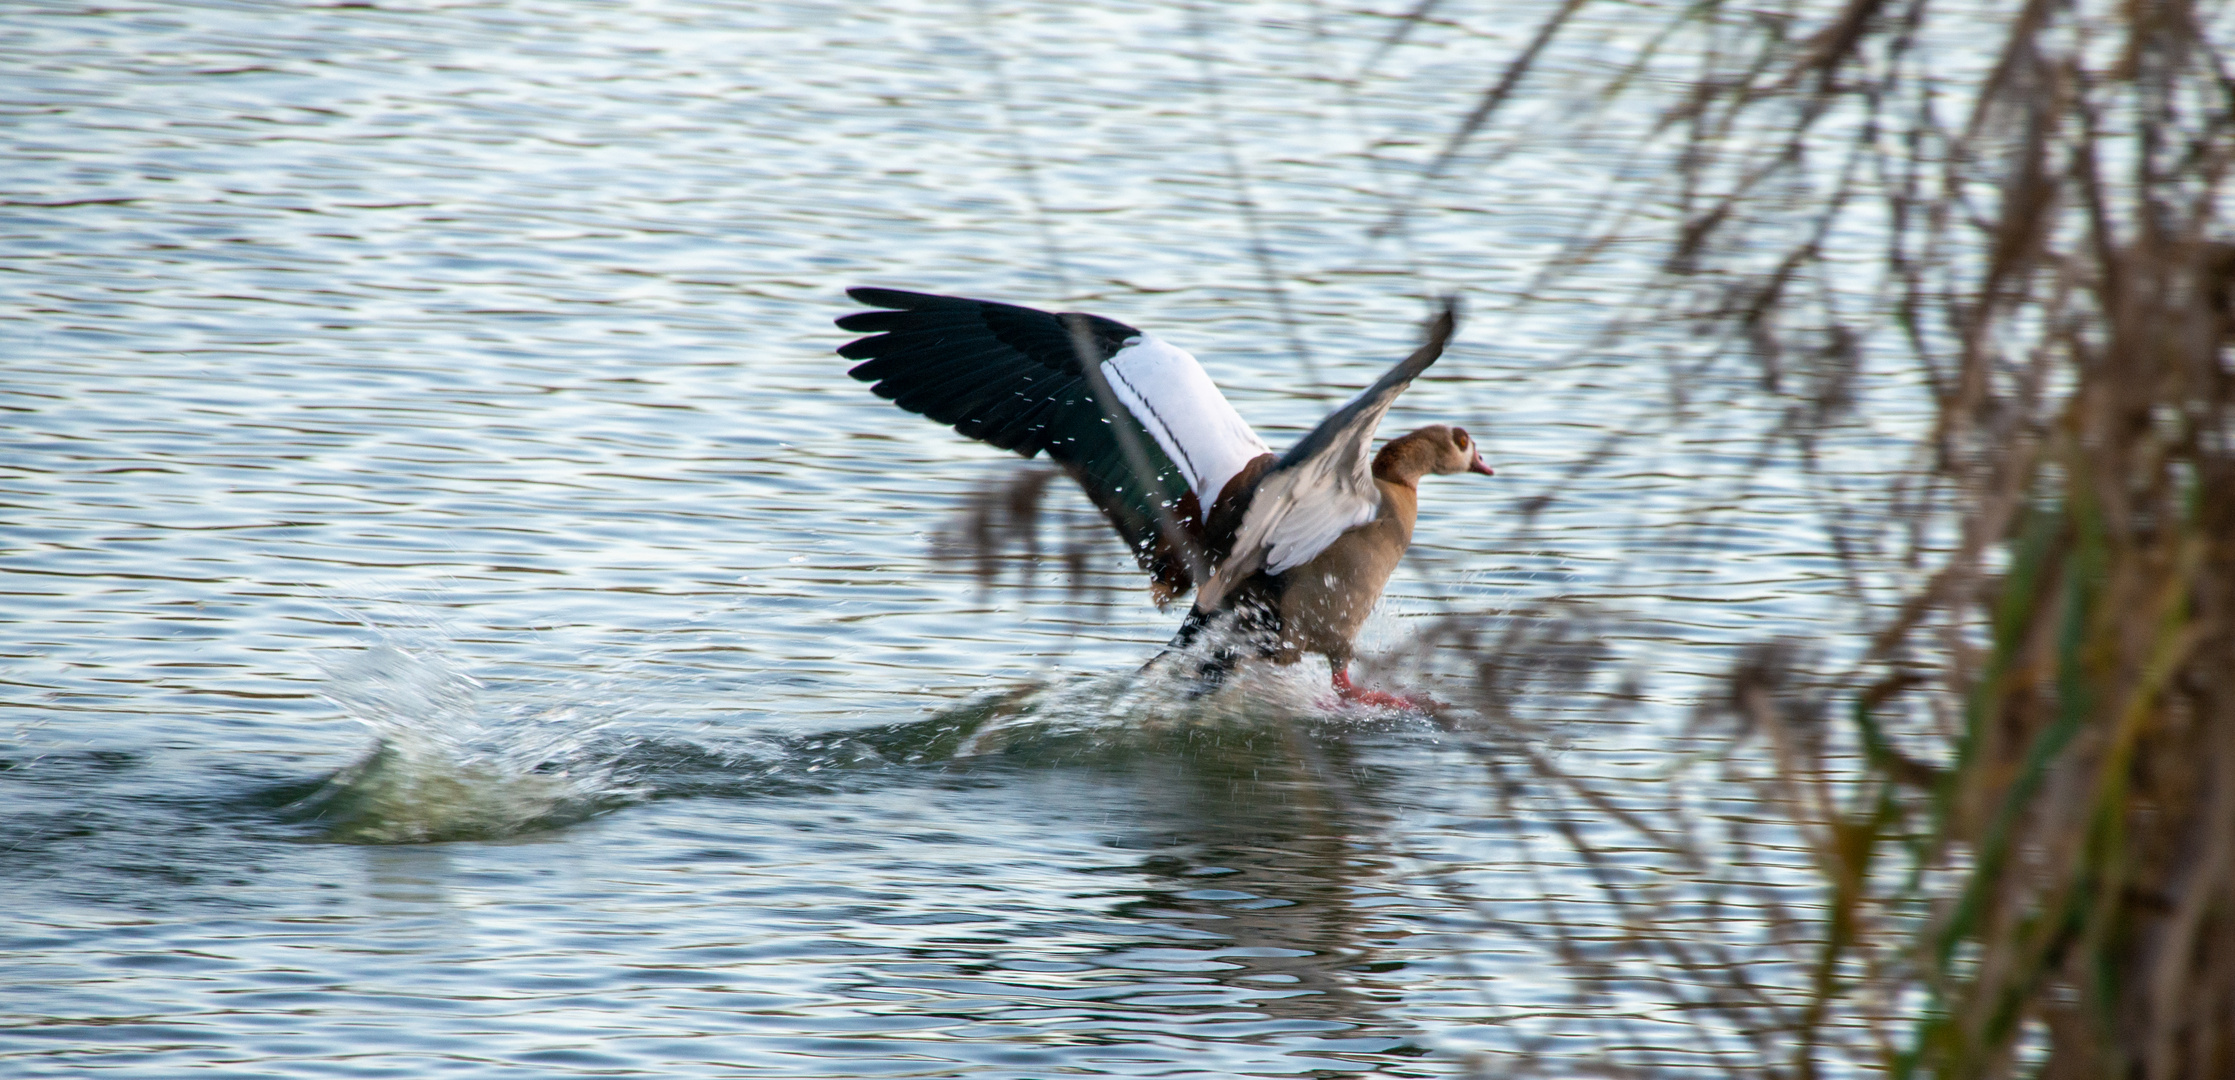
top-left (1331, 665), bottom-right (1430, 711)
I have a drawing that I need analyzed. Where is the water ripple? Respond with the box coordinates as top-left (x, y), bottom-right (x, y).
top-left (0, 0), bottom-right (1888, 1074)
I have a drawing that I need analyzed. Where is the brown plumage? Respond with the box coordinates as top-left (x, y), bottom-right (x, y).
top-left (1174, 425), bottom-right (1490, 706)
top-left (1276, 425), bottom-right (1485, 669)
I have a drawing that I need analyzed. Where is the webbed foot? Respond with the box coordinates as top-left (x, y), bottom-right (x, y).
top-left (1330, 667), bottom-right (1437, 713)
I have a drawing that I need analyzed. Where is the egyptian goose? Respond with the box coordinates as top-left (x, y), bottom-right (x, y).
top-left (835, 288), bottom-right (1492, 706)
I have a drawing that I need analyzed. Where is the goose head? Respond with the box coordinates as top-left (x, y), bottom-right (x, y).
top-left (1375, 424), bottom-right (1495, 483)
top-left (1430, 424), bottom-right (1495, 476)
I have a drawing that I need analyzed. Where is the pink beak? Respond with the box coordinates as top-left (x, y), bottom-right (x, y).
top-left (1468, 454), bottom-right (1495, 476)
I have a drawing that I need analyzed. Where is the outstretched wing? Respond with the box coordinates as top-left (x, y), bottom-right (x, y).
top-left (1195, 302), bottom-right (1457, 612)
top-left (836, 288), bottom-right (1271, 600)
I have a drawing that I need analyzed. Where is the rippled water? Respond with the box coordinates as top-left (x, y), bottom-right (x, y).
top-left (2, 0), bottom-right (1901, 1075)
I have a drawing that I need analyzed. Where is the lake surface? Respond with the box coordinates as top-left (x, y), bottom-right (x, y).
top-left (2, 0), bottom-right (1899, 1075)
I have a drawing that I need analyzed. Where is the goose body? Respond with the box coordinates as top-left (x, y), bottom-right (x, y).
top-left (835, 288), bottom-right (1492, 703)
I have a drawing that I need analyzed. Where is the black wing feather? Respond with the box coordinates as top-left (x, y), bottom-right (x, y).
top-left (836, 288), bottom-right (1199, 589)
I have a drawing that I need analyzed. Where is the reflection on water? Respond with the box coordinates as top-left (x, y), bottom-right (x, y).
top-left (1, 0), bottom-right (1854, 1075)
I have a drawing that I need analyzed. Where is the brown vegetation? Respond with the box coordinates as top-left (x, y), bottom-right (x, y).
top-left (1422, 0), bottom-right (2235, 1074)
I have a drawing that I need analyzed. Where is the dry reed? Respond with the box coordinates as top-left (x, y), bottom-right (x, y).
top-left (1413, 0), bottom-right (2235, 1075)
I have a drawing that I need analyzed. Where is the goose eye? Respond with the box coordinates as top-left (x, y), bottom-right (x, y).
top-left (1453, 428), bottom-right (1470, 448)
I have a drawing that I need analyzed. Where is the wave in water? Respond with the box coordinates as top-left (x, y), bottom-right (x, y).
top-left (284, 623), bottom-right (1440, 844)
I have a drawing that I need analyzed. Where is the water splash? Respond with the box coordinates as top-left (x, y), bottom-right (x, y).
top-left (904, 661), bottom-right (1439, 764)
top-left (286, 642), bottom-right (645, 844)
top-left (284, 607), bottom-right (1445, 845)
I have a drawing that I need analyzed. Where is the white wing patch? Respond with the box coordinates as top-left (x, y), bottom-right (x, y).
top-left (1195, 436), bottom-right (1382, 611)
top-left (1193, 378), bottom-right (1404, 611)
top-left (1102, 335), bottom-right (1270, 502)
top-left (1251, 460), bottom-right (1382, 575)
